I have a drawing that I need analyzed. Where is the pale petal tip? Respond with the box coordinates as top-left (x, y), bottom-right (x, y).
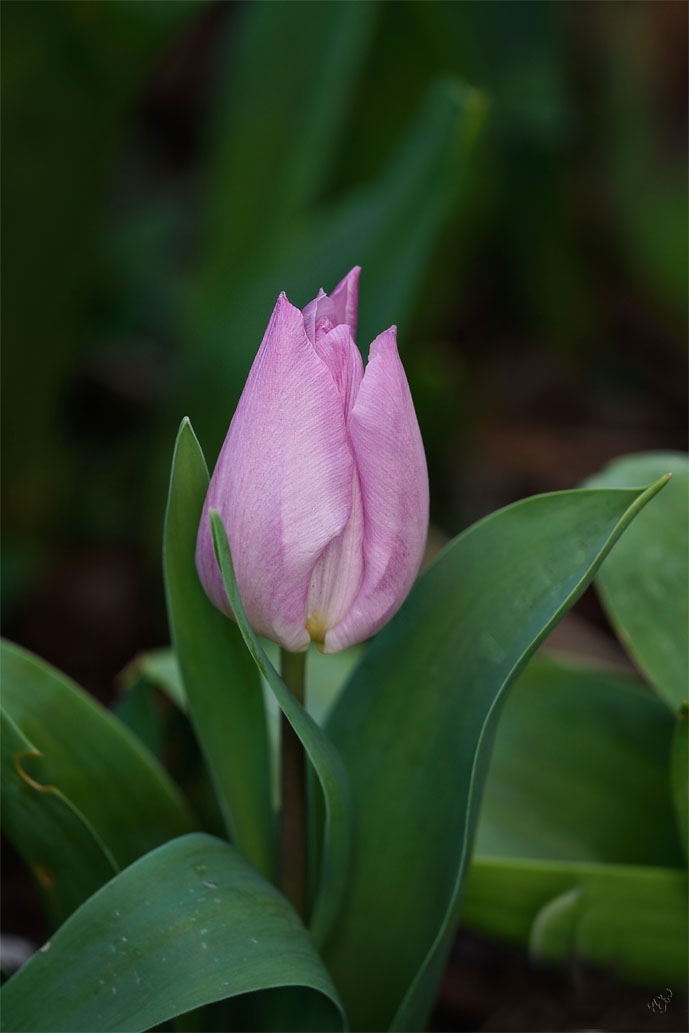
top-left (368, 324), bottom-right (399, 361)
top-left (271, 289), bottom-right (308, 337)
top-left (336, 265), bottom-right (361, 297)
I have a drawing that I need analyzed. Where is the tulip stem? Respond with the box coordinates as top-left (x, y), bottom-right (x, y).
top-left (280, 648), bottom-right (307, 919)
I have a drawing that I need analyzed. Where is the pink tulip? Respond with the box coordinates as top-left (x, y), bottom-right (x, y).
top-left (196, 267), bottom-right (429, 654)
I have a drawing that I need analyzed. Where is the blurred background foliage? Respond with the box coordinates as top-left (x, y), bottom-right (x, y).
top-left (1, 1), bottom-right (687, 1027)
top-left (3, 0), bottom-right (687, 689)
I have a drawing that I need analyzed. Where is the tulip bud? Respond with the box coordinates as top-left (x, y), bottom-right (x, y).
top-left (196, 267), bottom-right (429, 653)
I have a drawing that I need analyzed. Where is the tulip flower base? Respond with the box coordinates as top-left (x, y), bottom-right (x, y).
top-left (1, 273), bottom-right (684, 1033)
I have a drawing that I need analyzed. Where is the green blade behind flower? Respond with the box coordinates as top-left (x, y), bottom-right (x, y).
top-left (163, 418), bottom-right (275, 880)
top-left (209, 510), bottom-right (353, 949)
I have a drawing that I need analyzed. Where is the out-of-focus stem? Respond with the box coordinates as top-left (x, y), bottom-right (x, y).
top-left (279, 648), bottom-right (307, 918)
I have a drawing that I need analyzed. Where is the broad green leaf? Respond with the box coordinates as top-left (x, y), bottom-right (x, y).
top-left (163, 418), bottom-right (274, 879)
top-left (113, 676), bottom-right (164, 758)
top-left (1, 640), bottom-right (193, 870)
top-left (671, 703), bottom-right (688, 860)
top-left (323, 480), bottom-right (668, 1032)
top-left (462, 857), bottom-right (687, 988)
top-left (124, 648), bottom-right (188, 713)
top-left (1, 834), bottom-right (345, 1033)
top-left (476, 654), bottom-right (683, 866)
top-left (209, 511), bottom-right (352, 949)
top-left (585, 452), bottom-right (688, 709)
top-left (1, 709), bottom-right (117, 926)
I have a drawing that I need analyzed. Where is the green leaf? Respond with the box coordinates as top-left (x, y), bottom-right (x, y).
top-left (1, 834), bottom-right (345, 1033)
top-left (476, 654), bottom-right (683, 867)
top-left (323, 479), bottom-right (668, 1032)
top-left (132, 642), bottom-right (361, 811)
top-left (585, 452), bottom-right (688, 709)
top-left (209, 511), bottom-right (353, 949)
top-left (671, 703), bottom-right (688, 860)
top-left (132, 641), bottom-right (361, 728)
top-left (462, 857), bottom-right (687, 988)
top-left (113, 676), bottom-right (164, 758)
top-left (1, 709), bottom-right (117, 927)
top-left (122, 648), bottom-right (188, 714)
top-left (1, 640), bottom-right (193, 870)
top-left (163, 418), bottom-right (275, 879)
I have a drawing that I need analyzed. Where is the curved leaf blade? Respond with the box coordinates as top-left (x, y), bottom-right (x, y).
top-left (323, 480), bottom-right (668, 1031)
top-left (585, 452), bottom-right (688, 709)
top-left (1, 709), bottom-right (117, 926)
top-left (1, 640), bottom-right (193, 869)
top-left (1, 834), bottom-right (345, 1033)
top-left (163, 418), bottom-right (274, 879)
top-left (463, 856), bottom-right (687, 988)
top-left (477, 654), bottom-right (683, 866)
top-left (209, 511), bottom-right (353, 949)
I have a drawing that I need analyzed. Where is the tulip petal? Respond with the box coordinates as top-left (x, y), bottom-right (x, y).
top-left (306, 324), bottom-right (365, 642)
top-left (329, 266), bottom-right (360, 338)
top-left (302, 266), bottom-right (360, 345)
top-left (314, 324), bottom-right (363, 423)
top-left (196, 293), bottom-right (355, 652)
top-left (306, 471), bottom-right (365, 646)
top-left (302, 289), bottom-right (330, 346)
top-left (325, 327), bottom-right (429, 653)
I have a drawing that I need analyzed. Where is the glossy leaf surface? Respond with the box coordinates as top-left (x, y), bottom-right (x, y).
top-left (1, 640), bottom-right (193, 869)
top-left (163, 419), bottom-right (274, 879)
top-left (586, 452), bottom-right (688, 709)
top-left (476, 654), bottom-right (683, 866)
top-left (1, 709), bottom-right (117, 926)
top-left (323, 480), bottom-right (667, 1031)
top-left (1, 834), bottom-right (345, 1033)
top-left (209, 511), bottom-right (353, 949)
